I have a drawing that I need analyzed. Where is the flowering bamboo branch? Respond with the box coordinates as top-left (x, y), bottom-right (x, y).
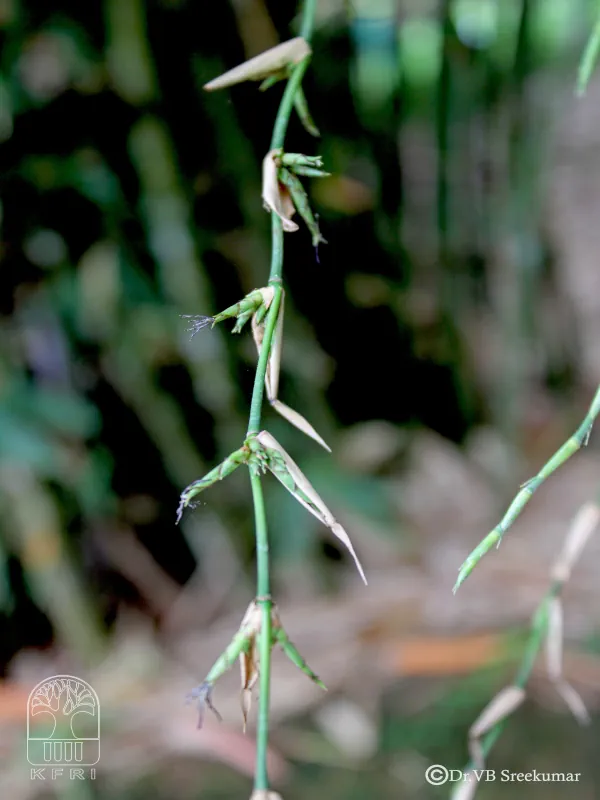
top-left (179, 3), bottom-right (366, 797)
top-left (249, 5), bottom-right (316, 786)
top-left (452, 503), bottom-right (599, 800)
top-left (454, 383), bottom-right (600, 592)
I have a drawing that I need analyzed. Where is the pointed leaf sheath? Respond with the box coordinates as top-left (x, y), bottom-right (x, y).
top-left (278, 168), bottom-right (326, 247)
top-left (273, 626), bottom-right (326, 690)
top-left (293, 86), bottom-right (320, 137)
top-left (256, 431), bottom-right (368, 584)
top-left (251, 293), bottom-right (331, 452)
top-left (240, 642), bottom-right (259, 732)
top-left (237, 601), bottom-right (262, 730)
top-left (204, 37), bottom-right (311, 91)
top-left (270, 400), bottom-right (332, 452)
top-left (264, 290), bottom-right (284, 402)
top-left (177, 446), bottom-right (249, 522)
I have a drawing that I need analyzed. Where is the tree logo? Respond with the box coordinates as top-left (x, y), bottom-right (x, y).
top-left (27, 675), bottom-right (100, 766)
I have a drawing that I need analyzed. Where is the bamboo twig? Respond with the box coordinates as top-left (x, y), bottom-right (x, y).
top-left (454, 383), bottom-right (600, 592)
top-left (452, 503), bottom-right (599, 800)
top-left (184, 3), bottom-right (322, 796)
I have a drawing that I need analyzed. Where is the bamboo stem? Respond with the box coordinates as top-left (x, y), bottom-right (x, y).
top-left (247, 1), bottom-right (318, 790)
top-left (454, 383), bottom-right (600, 591)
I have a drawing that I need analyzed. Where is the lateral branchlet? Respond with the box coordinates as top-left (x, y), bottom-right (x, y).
top-left (278, 167), bottom-right (327, 247)
top-left (176, 445), bottom-right (251, 523)
top-left (188, 599), bottom-right (326, 732)
top-left (213, 287), bottom-right (275, 332)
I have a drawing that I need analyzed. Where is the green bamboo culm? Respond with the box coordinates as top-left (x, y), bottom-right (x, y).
top-left (248, 0), bottom-right (318, 790)
top-left (454, 383), bottom-right (600, 592)
top-left (577, 4), bottom-right (600, 96)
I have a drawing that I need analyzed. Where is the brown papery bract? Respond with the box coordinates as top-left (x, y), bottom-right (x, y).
top-left (204, 37), bottom-right (310, 91)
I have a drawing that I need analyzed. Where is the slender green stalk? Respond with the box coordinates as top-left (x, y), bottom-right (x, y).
top-left (247, 218), bottom-right (283, 436)
top-left (247, 2), bottom-right (318, 790)
top-left (577, 3), bottom-right (600, 96)
top-left (453, 583), bottom-right (559, 791)
top-left (454, 382), bottom-right (600, 591)
top-left (270, 58), bottom-right (311, 152)
top-left (250, 470), bottom-right (272, 790)
top-left (300, 0), bottom-right (317, 42)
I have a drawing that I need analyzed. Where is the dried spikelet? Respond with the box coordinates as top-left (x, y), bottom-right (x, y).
top-left (204, 37), bottom-right (311, 91)
top-left (256, 430), bottom-right (367, 584)
top-left (543, 596), bottom-right (589, 723)
top-left (240, 644), bottom-right (259, 732)
top-left (554, 680), bottom-right (590, 725)
top-left (238, 601), bottom-right (261, 731)
top-left (468, 686), bottom-right (525, 767)
top-left (270, 400), bottom-right (331, 452)
top-left (551, 502), bottom-right (600, 582)
top-left (265, 289), bottom-right (284, 401)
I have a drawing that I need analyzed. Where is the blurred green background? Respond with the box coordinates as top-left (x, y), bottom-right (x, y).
top-left (2, 0), bottom-right (600, 798)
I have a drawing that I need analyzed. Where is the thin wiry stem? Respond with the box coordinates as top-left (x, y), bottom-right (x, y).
top-left (247, 217), bottom-right (283, 436)
top-left (577, 4), bottom-right (600, 96)
top-left (454, 383), bottom-right (600, 592)
top-left (250, 470), bottom-right (272, 790)
top-left (453, 497), bottom-right (600, 800)
top-left (248, 1), bottom-right (318, 790)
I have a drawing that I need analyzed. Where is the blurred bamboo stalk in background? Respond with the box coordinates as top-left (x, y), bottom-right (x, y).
top-left (0, 468), bottom-right (106, 664)
top-left (435, 0), bottom-right (476, 424)
top-left (488, 0), bottom-right (539, 489)
top-left (105, 0), bottom-right (245, 455)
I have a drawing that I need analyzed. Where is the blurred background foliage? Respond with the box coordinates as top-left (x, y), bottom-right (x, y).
top-left (2, 0), bottom-right (600, 798)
